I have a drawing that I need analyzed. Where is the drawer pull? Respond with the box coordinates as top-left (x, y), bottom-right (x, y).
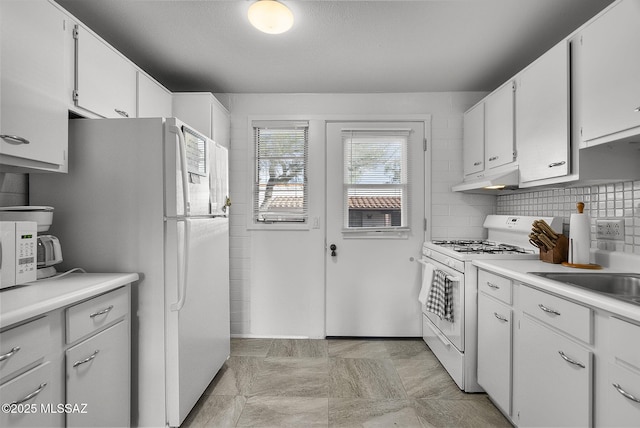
top-left (548, 161), bottom-right (566, 168)
top-left (114, 109), bottom-right (129, 118)
top-left (89, 305), bottom-right (114, 318)
top-left (494, 312), bottom-right (508, 322)
top-left (473, 161), bottom-right (482, 166)
top-left (558, 351), bottom-right (585, 368)
top-left (612, 383), bottom-right (640, 403)
top-left (486, 282), bottom-right (500, 289)
top-left (10, 382), bottom-right (47, 405)
top-left (1, 135), bottom-right (31, 145)
top-left (73, 350), bottom-right (100, 368)
top-left (488, 156), bottom-right (499, 161)
top-left (0, 346), bottom-right (21, 362)
top-left (538, 304), bottom-right (561, 316)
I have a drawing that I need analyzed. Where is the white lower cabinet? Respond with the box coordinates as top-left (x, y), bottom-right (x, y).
top-left (477, 292), bottom-right (512, 415)
top-left (601, 316), bottom-right (640, 427)
top-left (65, 320), bottom-right (129, 428)
top-left (517, 315), bottom-right (592, 427)
top-left (0, 362), bottom-right (55, 428)
top-left (0, 286), bottom-right (131, 428)
top-left (604, 363), bottom-right (640, 427)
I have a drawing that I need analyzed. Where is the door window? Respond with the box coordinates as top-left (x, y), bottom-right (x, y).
top-left (342, 129), bottom-right (410, 231)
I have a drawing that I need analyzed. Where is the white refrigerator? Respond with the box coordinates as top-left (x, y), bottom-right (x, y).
top-left (30, 117), bottom-right (230, 427)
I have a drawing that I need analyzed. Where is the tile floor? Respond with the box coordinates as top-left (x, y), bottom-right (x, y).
top-left (182, 338), bottom-right (512, 427)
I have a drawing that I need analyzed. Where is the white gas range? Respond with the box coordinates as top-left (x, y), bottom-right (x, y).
top-left (419, 215), bottom-right (562, 392)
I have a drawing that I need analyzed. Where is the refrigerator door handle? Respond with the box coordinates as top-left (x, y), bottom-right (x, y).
top-left (170, 218), bottom-right (191, 312)
top-left (170, 124), bottom-right (191, 216)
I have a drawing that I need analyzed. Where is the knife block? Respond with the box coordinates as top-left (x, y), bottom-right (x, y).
top-left (539, 234), bottom-right (569, 264)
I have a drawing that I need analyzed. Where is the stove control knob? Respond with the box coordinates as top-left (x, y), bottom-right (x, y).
top-left (446, 259), bottom-right (454, 267)
top-left (424, 249), bottom-right (431, 257)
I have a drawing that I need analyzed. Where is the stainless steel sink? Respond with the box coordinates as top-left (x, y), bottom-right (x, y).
top-left (528, 272), bottom-right (640, 306)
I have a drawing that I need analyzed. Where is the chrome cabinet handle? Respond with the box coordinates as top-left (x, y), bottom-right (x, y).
top-left (473, 161), bottom-right (482, 166)
top-left (558, 351), bottom-right (585, 368)
top-left (548, 161), bottom-right (566, 168)
top-left (0, 346), bottom-right (21, 362)
top-left (538, 304), bottom-right (561, 316)
top-left (612, 383), bottom-right (640, 403)
top-left (488, 156), bottom-right (499, 161)
top-left (73, 349), bottom-right (99, 368)
top-left (10, 383), bottom-right (47, 405)
top-left (89, 305), bottom-right (113, 318)
top-left (635, 106), bottom-right (640, 112)
top-left (114, 108), bottom-right (129, 118)
top-left (1, 135), bottom-right (31, 145)
top-left (486, 282), bottom-right (500, 289)
top-left (494, 312), bottom-right (508, 322)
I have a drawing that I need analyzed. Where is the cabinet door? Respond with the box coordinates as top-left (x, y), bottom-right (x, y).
top-left (516, 41), bottom-right (570, 183)
top-left (578, 0), bottom-right (640, 143)
top-left (74, 25), bottom-right (137, 119)
top-left (173, 92), bottom-right (215, 138)
top-left (462, 103), bottom-right (485, 177)
top-left (485, 81), bottom-right (515, 170)
top-left (65, 320), bottom-right (129, 428)
top-left (477, 293), bottom-right (512, 415)
top-left (604, 363), bottom-right (640, 427)
top-left (517, 316), bottom-right (592, 427)
top-left (0, 362), bottom-right (56, 428)
top-left (0, 0), bottom-right (67, 168)
top-left (137, 72), bottom-right (172, 118)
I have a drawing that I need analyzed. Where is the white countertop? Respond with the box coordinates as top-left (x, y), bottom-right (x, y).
top-left (0, 272), bottom-right (139, 328)
top-left (472, 258), bottom-right (640, 324)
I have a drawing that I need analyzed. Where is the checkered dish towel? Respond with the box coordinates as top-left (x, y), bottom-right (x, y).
top-left (425, 269), bottom-right (454, 322)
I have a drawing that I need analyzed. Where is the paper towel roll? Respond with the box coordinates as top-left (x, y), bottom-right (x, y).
top-left (569, 209), bottom-right (590, 265)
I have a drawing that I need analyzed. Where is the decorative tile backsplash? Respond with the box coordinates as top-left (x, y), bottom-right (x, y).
top-left (497, 180), bottom-right (640, 255)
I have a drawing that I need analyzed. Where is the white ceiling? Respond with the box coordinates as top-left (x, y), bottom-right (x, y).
top-left (56, 0), bottom-right (614, 94)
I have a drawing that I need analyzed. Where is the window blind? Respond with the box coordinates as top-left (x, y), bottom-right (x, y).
top-left (253, 121), bottom-right (309, 223)
top-left (342, 129), bottom-right (410, 230)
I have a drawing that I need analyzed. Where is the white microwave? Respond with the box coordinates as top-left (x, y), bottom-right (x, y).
top-left (0, 221), bottom-right (38, 289)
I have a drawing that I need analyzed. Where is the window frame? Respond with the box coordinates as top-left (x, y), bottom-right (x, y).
top-left (341, 128), bottom-right (412, 234)
top-left (249, 119), bottom-right (310, 229)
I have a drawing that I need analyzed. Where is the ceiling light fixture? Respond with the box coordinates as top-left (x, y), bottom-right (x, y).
top-left (248, 0), bottom-right (294, 34)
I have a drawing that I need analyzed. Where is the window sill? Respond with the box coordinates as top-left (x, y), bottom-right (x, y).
top-left (341, 227), bottom-right (410, 239)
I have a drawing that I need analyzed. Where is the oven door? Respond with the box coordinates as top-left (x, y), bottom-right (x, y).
top-left (420, 257), bottom-right (464, 351)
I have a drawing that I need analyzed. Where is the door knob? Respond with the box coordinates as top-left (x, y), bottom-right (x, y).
top-left (330, 244), bottom-right (337, 257)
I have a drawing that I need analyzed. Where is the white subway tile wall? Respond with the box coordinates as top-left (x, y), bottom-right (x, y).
top-left (497, 180), bottom-right (640, 255)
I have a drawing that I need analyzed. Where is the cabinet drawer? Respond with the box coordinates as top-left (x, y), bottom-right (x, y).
top-left (66, 287), bottom-right (128, 343)
top-left (520, 285), bottom-right (592, 343)
top-left (605, 363), bottom-right (640, 426)
top-left (478, 270), bottom-right (512, 304)
top-left (0, 317), bottom-right (49, 382)
top-left (66, 320), bottom-right (129, 428)
top-left (609, 317), bottom-right (640, 371)
top-left (0, 362), bottom-right (55, 428)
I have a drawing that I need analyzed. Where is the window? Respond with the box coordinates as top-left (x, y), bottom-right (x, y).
top-left (253, 120), bottom-right (309, 223)
top-left (342, 129), bottom-right (410, 230)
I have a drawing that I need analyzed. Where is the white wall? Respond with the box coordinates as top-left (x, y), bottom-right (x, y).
top-left (227, 92), bottom-right (496, 337)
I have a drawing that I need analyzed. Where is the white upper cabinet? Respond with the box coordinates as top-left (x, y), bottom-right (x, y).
top-left (463, 103), bottom-right (485, 177)
top-left (173, 92), bottom-right (230, 145)
top-left (485, 81), bottom-right (516, 170)
top-left (0, 0), bottom-right (68, 172)
top-left (74, 25), bottom-right (137, 119)
top-left (576, 0), bottom-right (640, 146)
top-left (137, 72), bottom-right (172, 118)
top-left (516, 41), bottom-right (570, 184)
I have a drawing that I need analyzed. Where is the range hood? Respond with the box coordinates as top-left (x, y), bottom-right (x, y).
top-left (451, 165), bottom-right (519, 193)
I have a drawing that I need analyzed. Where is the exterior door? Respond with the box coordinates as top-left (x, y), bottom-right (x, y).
top-left (325, 121), bottom-right (427, 337)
